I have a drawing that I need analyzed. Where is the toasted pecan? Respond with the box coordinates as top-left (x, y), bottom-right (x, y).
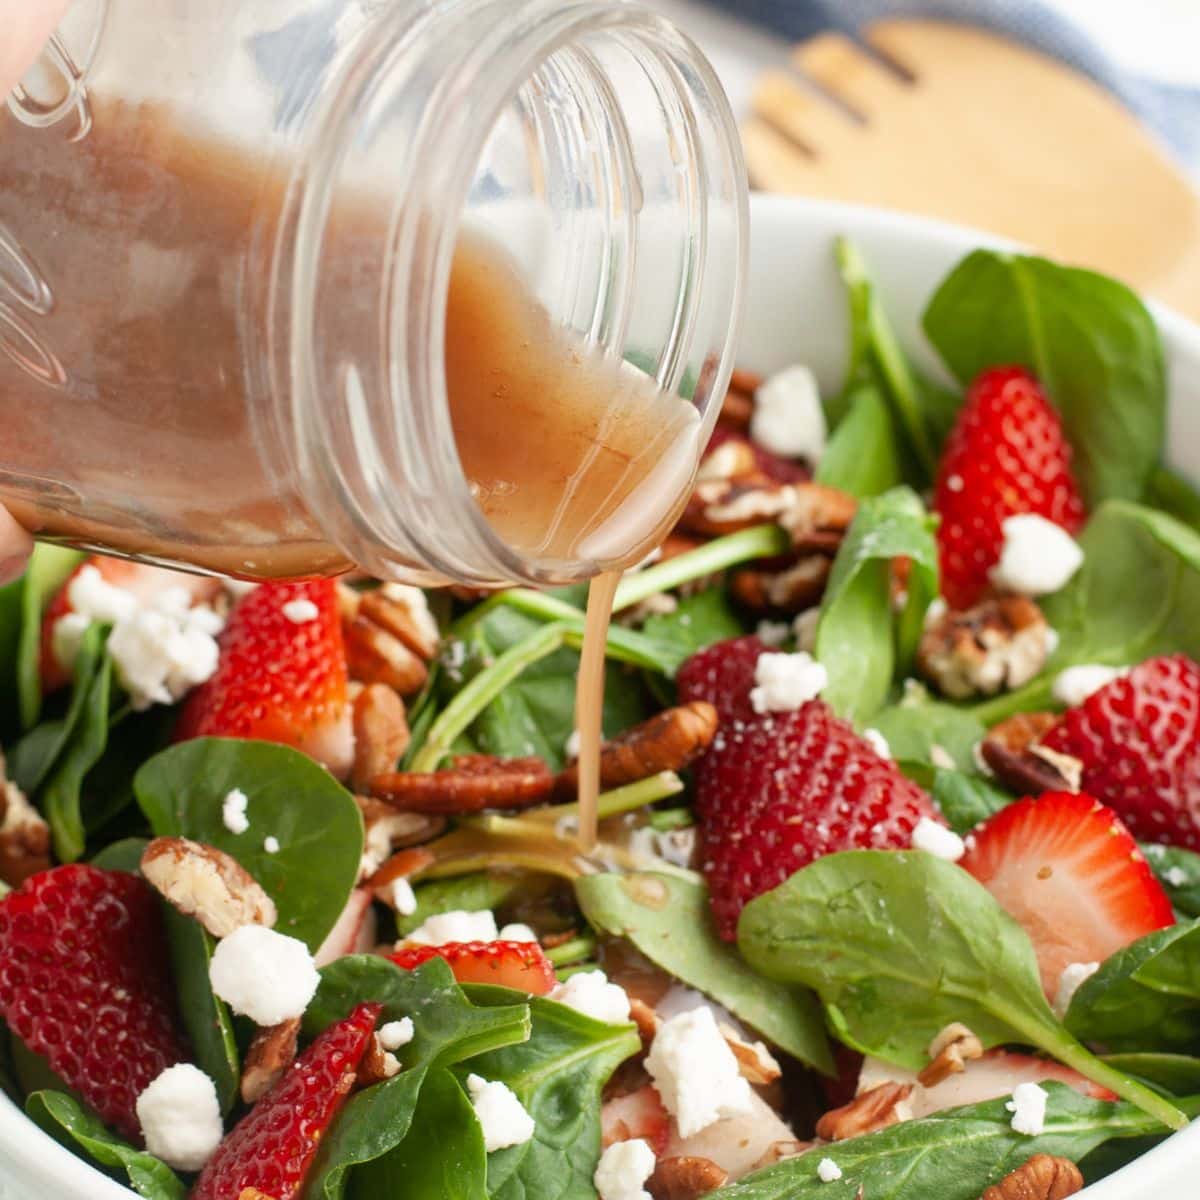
top-left (371, 755), bottom-right (555, 815)
top-left (731, 555), bottom-right (833, 615)
top-left (0, 763), bottom-right (50, 887)
top-left (720, 388), bottom-right (754, 431)
top-left (720, 1024), bottom-right (782, 1085)
top-left (357, 1032), bottom-right (402, 1086)
top-left (344, 614), bottom-right (428, 696)
top-left (729, 367), bottom-right (763, 395)
top-left (980, 1155), bottom-right (1084, 1200)
top-left (919, 1022), bottom-right (984, 1087)
top-left (351, 684), bottom-right (410, 793)
top-left (554, 702), bottom-right (718, 800)
top-left (241, 1018), bottom-right (300, 1104)
top-left (980, 712), bottom-right (1075, 796)
top-left (648, 1156), bottom-right (729, 1200)
top-left (816, 1081), bottom-right (913, 1141)
top-left (366, 846), bottom-right (436, 894)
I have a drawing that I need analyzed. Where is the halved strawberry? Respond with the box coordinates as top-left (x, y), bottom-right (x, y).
top-left (676, 635), bottom-right (768, 728)
top-left (0, 865), bottom-right (189, 1141)
top-left (192, 1002), bottom-right (380, 1200)
top-left (389, 940), bottom-right (557, 995)
top-left (601, 1085), bottom-right (671, 1155)
top-left (174, 580), bottom-right (353, 776)
top-left (960, 792), bottom-right (1175, 997)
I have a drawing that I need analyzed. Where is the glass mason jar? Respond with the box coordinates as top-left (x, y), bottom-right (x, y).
top-left (0, 0), bottom-right (746, 587)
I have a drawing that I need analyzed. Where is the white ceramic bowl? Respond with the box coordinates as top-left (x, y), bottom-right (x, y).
top-left (2, 193), bottom-right (1197, 1198)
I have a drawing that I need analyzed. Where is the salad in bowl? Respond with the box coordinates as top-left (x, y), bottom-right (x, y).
top-left (1, 208), bottom-right (1199, 1200)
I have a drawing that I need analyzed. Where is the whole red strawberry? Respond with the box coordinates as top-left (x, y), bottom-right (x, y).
top-left (934, 366), bottom-right (1085, 609)
top-left (390, 940), bottom-right (557, 995)
top-left (192, 1002), bottom-right (380, 1200)
top-left (0, 865), bottom-right (189, 1140)
top-left (174, 580), bottom-right (352, 776)
top-left (677, 635), bottom-right (767, 728)
top-left (1040, 655), bottom-right (1200, 848)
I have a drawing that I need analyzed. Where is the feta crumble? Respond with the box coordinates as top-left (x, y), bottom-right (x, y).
top-left (549, 970), bottom-right (631, 1025)
top-left (756, 619), bottom-right (792, 648)
top-left (282, 597), bottom-right (320, 624)
top-left (136, 1064), bottom-right (223, 1172)
top-left (593, 1138), bottom-right (656, 1200)
top-left (751, 364), bottom-right (827, 462)
top-left (1166, 866), bottom-right (1189, 888)
top-left (911, 817), bottom-right (966, 862)
top-left (106, 606), bottom-right (222, 711)
top-left (68, 565), bottom-right (140, 625)
top-left (379, 1018), bottom-right (415, 1051)
top-left (989, 515), bottom-right (1083, 596)
top-left (222, 789), bottom-right (250, 836)
top-left (816, 1157), bottom-right (843, 1183)
top-left (404, 909), bottom-right (498, 946)
top-left (1052, 664), bottom-right (1124, 707)
top-left (929, 744), bottom-right (956, 770)
top-left (863, 728), bottom-right (891, 759)
top-left (1006, 1082), bottom-right (1048, 1136)
top-left (392, 877), bottom-right (418, 917)
top-left (1053, 961), bottom-right (1100, 1018)
top-left (466, 1074), bottom-right (535, 1152)
top-left (749, 651), bottom-right (828, 714)
top-left (263, 836), bottom-right (280, 854)
top-left (498, 922), bottom-right (538, 943)
top-left (644, 1005), bottom-right (753, 1137)
top-left (209, 925), bottom-right (320, 1026)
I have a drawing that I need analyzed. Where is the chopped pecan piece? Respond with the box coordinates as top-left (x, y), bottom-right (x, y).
top-left (351, 683), bottom-right (411, 793)
top-left (628, 998), bottom-right (660, 1053)
top-left (720, 1024), bottom-right (782, 1085)
top-left (731, 555), bottom-right (832, 615)
top-left (729, 367), bottom-right (763, 395)
top-left (141, 837), bottom-right (276, 938)
top-left (0, 758), bottom-right (50, 887)
top-left (919, 1022), bottom-right (984, 1087)
top-left (980, 1154), bottom-right (1084, 1200)
top-left (357, 1032), bottom-right (402, 1086)
top-left (720, 389), bottom-right (754, 430)
top-left (751, 1141), bottom-right (813, 1170)
top-left (980, 712), bottom-right (1075, 796)
top-left (816, 1081), bottom-right (913, 1141)
top-left (648, 1156), bottom-right (729, 1200)
top-left (917, 596), bottom-right (1052, 700)
top-left (366, 846), bottom-right (436, 896)
top-left (362, 585), bottom-right (441, 662)
top-left (697, 439), bottom-right (758, 483)
top-left (554, 702), bottom-right (719, 799)
top-left (344, 613), bottom-right (428, 696)
top-left (776, 483), bottom-right (857, 554)
top-left (371, 755), bottom-right (555, 815)
top-left (357, 795), bottom-right (445, 877)
top-left (241, 1018), bottom-right (300, 1104)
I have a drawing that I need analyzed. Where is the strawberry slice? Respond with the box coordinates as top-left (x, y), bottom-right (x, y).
top-left (934, 366), bottom-right (1085, 609)
top-left (677, 635), bottom-right (768, 728)
top-left (1040, 654), bottom-right (1200, 849)
top-left (174, 580), bottom-right (353, 777)
top-left (960, 791), bottom-right (1174, 997)
top-left (192, 1002), bottom-right (380, 1200)
top-left (389, 940), bottom-right (557, 995)
top-left (0, 865), bottom-right (189, 1141)
top-left (40, 555), bottom-right (221, 691)
top-left (601, 1084), bottom-right (670, 1155)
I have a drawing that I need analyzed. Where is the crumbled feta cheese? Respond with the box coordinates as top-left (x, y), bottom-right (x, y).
top-left (392, 877), bottom-right (418, 916)
top-left (136, 1064), bottom-right (223, 1171)
top-left (749, 652), bottom-right (828, 714)
top-left (209, 925), bottom-right (320, 1026)
top-left (817, 1158), bottom-right (843, 1183)
top-left (107, 607), bottom-right (221, 710)
top-left (929, 744), bottom-right (956, 770)
top-left (466, 1074), bottom-right (535, 1152)
top-left (751, 365), bottom-right (826, 462)
top-left (549, 970), bottom-right (631, 1024)
top-left (68, 565), bottom-right (140, 625)
top-left (1053, 961), bottom-right (1100, 1018)
top-left (989, 515), bottom-right (1083, 596)
top-left (282, 598), bottom-right (320, 624)
top-left (1052, 664), bottom-right (1124, 707)
top-left (222, 789), bottom-right (250, 836)
top-left (404, 909), bottom-right (498, 946)
top-left (863, 728), bottom-right (891, 759)
top-left (593, 1138), bottom-right (655, 1200)
top-left (644, 1005), bottom-right (753, 1137)
top-left (379, 1018), bottom-right (415, 1050)
top-left (1044, 626), bottom-right (1060, 656)
top-left (1006, 1082), bottom-right (1048, 1135)
top-left (793, 608), bottom-right (820, 653)
top-left (756, 620), bottom-right (791, 648)
top-left (498, 922), bottom-right (537, 943)
top-left (263, 836), bottom-right (280, 854)
top-left (564, 729), bottom-right (582, 762)
top-left (911, 817), bottom-right (966, 862)
top-left (1166, 866), bottom-right (1189, 888)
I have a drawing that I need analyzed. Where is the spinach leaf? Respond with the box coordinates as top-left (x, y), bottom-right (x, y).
top-left (1142, 844), bottom-right (1200, 917)
top-left (923, 249), bottom-right (1166, 506)
top-left (705, 1084), bottom-right (1197, 1200)
top-left (459, 986), bottom-right (640, 1200)
top-left (393, 873), bottom-right (530, 940)
top-left (868, 698), bottom-right (987, 772)
top-left (815, 385), bottom-right (903, 498)
top-left (575, 872), bottom-right (832, 1072)
top-left (16, 546), bottom-right (85, 731)
top-left (815, 487), bottom-right (938, 723)
top-left (640, 587), bottom-right (746, 664)
top-left (1066, 921), bottom-right (1200, 1052)
top-left (738, 850), bottom-right (1185, 1128)
top-left (348, 1069), bottom-right (487, 1200)
top-left (90, 836), bottom-right (150, 873)
top-left (135, 738), bottom-right (363, 952)
top-left (25, 1090), bottom-right (186, 1200)
top-left (1103, 1053), bottom-right (1200, 1096)
top-left (1147, 466), bottom-right (1200, 532)
top-left (899, 763), bottom-right (1011, 834)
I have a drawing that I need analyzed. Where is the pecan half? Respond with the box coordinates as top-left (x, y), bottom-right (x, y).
top-left (980, 1154), bottom-right (1084, 1200)
top-left (980, 712), bottom-right (1074, 796)
top-left (363, 585), bottom-right (441, 662)
top-left (918, 596), bottom-right (1052, 700)
top-left (141, 837), bottom-right (276, 938)
top-left (339, 584), bottom-right (434, 696)
top-left (357, 795), bottom-right (445, 878)
top-left (697, 439), bottom-right (759, 483)
top-left (776, 483), bottom-right (857, 554)
top-left (554, 702), bottom-right (718, 799)
top-left (731, 555), bottom-right (832, 615)
top-left (648, 1156), bottom-right (729, 1200)
top-left (720, 1024), bottom-right (782, 1085)
top-left (371, 755), bottom-right (555, 814)
top-left (241, 1018), bottom-right (300, 1104)
top-left (357, 1033), bottom-right (402, 1086)
top-left (816, 1081), bottom-right (913, 1141)
top-left (919, 1022), bottom-right (984, 1087)
top-left (628, 998), bottom-right (660, 1054)
top-left (0, 761), bottom-right (50, 887)
top-left (351, 683), bottom-right (411, 793)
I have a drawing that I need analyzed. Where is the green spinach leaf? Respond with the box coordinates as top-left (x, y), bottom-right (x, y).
top-left (640, 587), bottom-right (746, 665)
top-left (16, 546), bottom-right (85, 731)
top-left (575, 872), bottom-right (832, 1072)
top-left (738, 850), bottom-right (1185, 1128)
top-left (135, 738), bottom-right (363, 952)
top-left (899, 762), bottom-right (1011, 834)
top-left (25, 1090), bottom-right (186, 1199)
top-left (815, 385), bottom-right (903, 498)
top-left (1147, 466), bottom-right (1200, 532)
top-left (868, 698), bottom-right (987, 772)
top-left (1102, 1053), bottom-right (1200, 1096)
top-left (923, 250), bottom-right (1166, 506)
top-left (1142, 843), bottom-right (1200, 918)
